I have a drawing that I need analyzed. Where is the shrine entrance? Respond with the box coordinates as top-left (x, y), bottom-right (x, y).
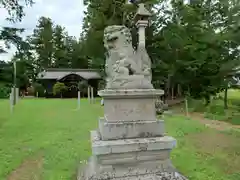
top-left (59, 74), bottom-right (81, 98)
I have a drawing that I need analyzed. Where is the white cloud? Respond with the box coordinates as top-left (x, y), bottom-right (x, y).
top-left (0, 0), bottom-right (85, 61)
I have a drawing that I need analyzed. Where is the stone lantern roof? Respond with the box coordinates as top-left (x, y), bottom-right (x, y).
top-left (134, 3), bottom-right (152, 21)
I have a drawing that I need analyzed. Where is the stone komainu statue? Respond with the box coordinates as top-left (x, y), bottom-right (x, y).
top-left (104, 25), bottom-right (153, 89)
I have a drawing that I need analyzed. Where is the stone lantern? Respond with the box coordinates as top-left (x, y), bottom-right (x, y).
top-left (134, 3), bottom-right (151, 48)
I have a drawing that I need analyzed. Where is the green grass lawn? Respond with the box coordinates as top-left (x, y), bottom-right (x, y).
top-left (0, 98), bottom-right (239, 180)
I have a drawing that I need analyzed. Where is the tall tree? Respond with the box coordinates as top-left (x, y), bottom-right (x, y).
top-left (67, 37), bottom-right (89, 69)
top-left (29, 17), bottom-right (54, 70)
top-left (0, 0), bottom-right (34, 22)
top-left (0, 60), bottom-right (12, 84)
top-left (81, 0), bottom-right (240, 102)
top-left (149, 0), bottom-right (240, 102)
top-left (52, 25), bottom-right (68, 68)
top-left (82, 0), bottom-right (157, 71)
top-left (0, 0), bottom-right (34, 53)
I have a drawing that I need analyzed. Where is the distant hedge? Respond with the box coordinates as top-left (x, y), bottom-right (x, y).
top-left (0, 84), bottom-right (11, 99)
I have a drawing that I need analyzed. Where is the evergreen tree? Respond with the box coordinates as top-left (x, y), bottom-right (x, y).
top-left (52, 25), bottom-right (68, 68)
top-left (29, 17), bottom-right (54, 69)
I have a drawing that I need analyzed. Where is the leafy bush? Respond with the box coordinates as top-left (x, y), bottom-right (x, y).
top-left (187, 98), bottom-right (206, 112)
top-left (33, 82), bottom-right (45, 97)
top-left (27, 86), bottom-right (35, 96)
top-left (78, 80), bottom-right (88, 94)
top-left (206, 104), bottom-right (225, 116)
top-left (185, 92), bottom-right (240, 125)
top-left (0, 84), bottom-right (11, 98)
top-left (53, 82), bottom-right (67, 97)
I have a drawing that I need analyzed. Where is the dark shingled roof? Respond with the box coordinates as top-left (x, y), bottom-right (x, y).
top-left (37, 68), bottom-right (101, 80)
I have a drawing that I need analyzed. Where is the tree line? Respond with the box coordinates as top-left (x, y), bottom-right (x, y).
top-left (1, 13), bottom-right (89, 97)
top-left (1, 0), bottom-right (240, 107)
top-left (81, 0), bottom-right (240, 107)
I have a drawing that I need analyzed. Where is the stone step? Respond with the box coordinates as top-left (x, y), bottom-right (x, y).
top-left (99, 118), bottom-right (165, 140)
top-left (91, 131), bottom-right (176, 156)
top-left (78, 155), bottom-right (185, 180)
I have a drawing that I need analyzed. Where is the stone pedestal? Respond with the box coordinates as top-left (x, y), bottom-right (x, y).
top-left (78, 89), bottom-right (187, 180)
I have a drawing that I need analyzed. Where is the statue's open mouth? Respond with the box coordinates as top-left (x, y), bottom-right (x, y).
top-left (107, 36), bottom-right (118, 42)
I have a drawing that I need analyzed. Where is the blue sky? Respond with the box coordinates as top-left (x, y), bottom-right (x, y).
top-left (0, 0), bottom-right (85, 61)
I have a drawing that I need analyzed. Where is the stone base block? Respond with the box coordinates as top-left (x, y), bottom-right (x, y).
top-left (98, 149), bottom-right (170, 165)
top-left (99, 118), bottom-right (165, 140)
top-left (91, 131), bottom-right (176, 156)
top-left (78, 155), bottom-right (187, 180)
top-left (98, 89), bottom-right (164, 122)
top-left (78, 131), bottom-right (187, 180)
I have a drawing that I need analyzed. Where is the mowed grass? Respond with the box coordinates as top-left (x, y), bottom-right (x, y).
top-left (166, 115), bottom-right (240, 180)
top-left (0, 99), bottom-right (101, 180)
top-left (0, 98), bottom-right (239, 180)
